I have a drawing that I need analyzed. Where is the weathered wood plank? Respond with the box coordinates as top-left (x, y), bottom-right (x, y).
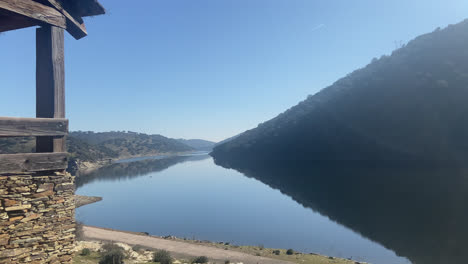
top-left (46, 0), bottom-right (87, 39)
top-left (0, 153), bottom-right (68, 174)
top-left (36, 26), bottom-right (66, 153)
top-left (0, 117), bottom-right (68, 137)
top-left (0, 9), bottom-right (38, 33)
top-left (0, 0), bottom-right (66, 29)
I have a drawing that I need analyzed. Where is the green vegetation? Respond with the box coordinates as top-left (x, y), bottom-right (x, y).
top-left (71, 131), bottom-right (193, 157)
top-left (212, 19), bottom-right (468, 164)
top-left (132, 244), bottom-right (144, 252)
top-left (99, 244), bottom-right (125, 264)
top-left (286, 249), bottom-right (295, 255)
top-left (73, 250), bottom-right (102, 264)
top-left (192, 256), bottom-right (209, 263)
top-left (0, 137), bottom-right (35, 153)
top-left (0, 131), bottom-right (197, 174)
top-left (67, 136), bottom-right (119, 162)
top-left (153, 250), bottom-right (173, 264)
top-left (80, 248), bottom-right (91, 256)
top-left (177, 239), bottom-right (361, 264)
top-left (73, 241), bottom-right (357, 264)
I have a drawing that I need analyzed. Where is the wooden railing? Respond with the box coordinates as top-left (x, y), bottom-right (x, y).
top-left (0, 117), bottom-right (68, 137)
top-left (0, 26), bottom-right (68, 175)
top-left (0, 117), bottom-right (68, 174)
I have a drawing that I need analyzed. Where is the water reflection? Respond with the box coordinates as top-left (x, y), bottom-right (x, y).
top-left (212, 159), bottom-right (468, 264)
top-left (75, 154), bottom-right (210, 188)
top-left (76, 155), bottom-right (411, 264)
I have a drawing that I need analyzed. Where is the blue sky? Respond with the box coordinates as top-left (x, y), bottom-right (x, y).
top-left (1, 0), bottom-right (467, 142)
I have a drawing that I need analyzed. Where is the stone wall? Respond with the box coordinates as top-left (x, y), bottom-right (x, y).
top-left (0, 172), bottom-right (75, 264)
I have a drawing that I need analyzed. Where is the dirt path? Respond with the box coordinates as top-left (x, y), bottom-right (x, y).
top-left (83, 226), bottom-right (293, 264)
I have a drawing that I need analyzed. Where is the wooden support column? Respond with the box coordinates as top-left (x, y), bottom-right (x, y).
top-left (36, 26), bottom-right (65, 153)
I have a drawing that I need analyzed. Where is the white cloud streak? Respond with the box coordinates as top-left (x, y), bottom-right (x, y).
top-left (311, 24), bottom-right (326, 32)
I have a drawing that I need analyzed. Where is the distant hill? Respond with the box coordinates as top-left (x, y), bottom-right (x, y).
top-left (0, 131), bottom-right (195, 172)
top-left (71, 131), bottom-right (194, 157)
top-left (67, 136), bottom-right (119, 162)
top-left (177, 139), bottom-right (216, 151)
top-left (0, 136), bottom-right (119, 162)
top-left (212, 19), bottom-right (468, 165)
top-left (0, 137), bottom-right (35, 154)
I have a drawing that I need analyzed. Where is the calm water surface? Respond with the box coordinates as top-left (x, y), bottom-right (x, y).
top-left (76, 154), bottom-right (410, 264)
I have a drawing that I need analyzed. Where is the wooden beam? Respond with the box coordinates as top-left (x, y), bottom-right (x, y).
top-left (36, 26), bottom-right (66, 153)
top-left (46, 0), bottom-right (87, 40)
top-left (0, 11), bottom-right (38, 33)
top-left (0, 0), bottom-right (65, 29)
top-left (0, 117), bottom-right (68, 137)
top-left (0, 153), bottom-right (68, 174)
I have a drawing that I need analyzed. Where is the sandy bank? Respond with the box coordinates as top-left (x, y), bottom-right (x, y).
top-left (82, 225), bottom-right (293, 264)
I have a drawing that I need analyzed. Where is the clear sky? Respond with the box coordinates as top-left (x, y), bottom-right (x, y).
top-left (1, 0), bottom-right (467, 142)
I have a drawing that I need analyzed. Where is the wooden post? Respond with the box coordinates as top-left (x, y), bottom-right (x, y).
top-left (36, 25), bottom-right (65, 153)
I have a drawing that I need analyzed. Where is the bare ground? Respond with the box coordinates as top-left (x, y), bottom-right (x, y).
top-left (83, 226), bottom-right (293, 264)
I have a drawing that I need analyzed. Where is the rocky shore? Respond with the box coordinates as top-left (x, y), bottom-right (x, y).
top-left (75, 195), bottom-right (103, 208)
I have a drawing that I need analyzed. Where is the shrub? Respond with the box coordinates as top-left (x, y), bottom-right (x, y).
top-left (272, 250), bottom-right (280, 255)
top-left (192, 256), bottom-right (209, 263)
top-left (225, 260), bottom-right (230, 264)
top-left (99, 244), bottom-right (125, 264)
top-left (286, 249), bottom-right (294, 255)
top-left (153, 250), bottom-right (173, 264)
top-left (132, 245), bottom-right (144, 252)
top-left (80, 248), bottom-right (91, 256)
top-left (101, 243), bottom-right (125, 254)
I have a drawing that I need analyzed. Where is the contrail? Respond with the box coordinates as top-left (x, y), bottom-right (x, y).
top-left (311, 24), bottom-right (325, 31)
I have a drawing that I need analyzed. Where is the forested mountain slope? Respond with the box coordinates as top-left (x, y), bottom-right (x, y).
top-left (0, 131), bottom-right (194, 170)
top-left (70, 131), bottom-right (193, 157)
top-left (212, 20), bottom-right (468, 165)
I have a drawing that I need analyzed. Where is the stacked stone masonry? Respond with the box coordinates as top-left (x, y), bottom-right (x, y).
top-left (0, 172), bottom-right (75, 264)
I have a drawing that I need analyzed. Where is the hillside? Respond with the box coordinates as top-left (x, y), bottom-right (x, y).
top-left (67, 136), bottom-right (119, 162)
top-left (0, 137), bottom-right (35, 154)
top-left (177, 138), bottom-right (216, 150)
top-left (0, 131), bottom-right (195, 172)
top-left (71, 131), bottom-right (194, 157)
top-left (212, 20), bottom-right (468, 165)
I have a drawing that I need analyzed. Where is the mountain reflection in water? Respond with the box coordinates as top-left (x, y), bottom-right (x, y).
top-left (213, 158), bottom-right (468, 264)
top-left (75, 154), bottom-right (210, 188)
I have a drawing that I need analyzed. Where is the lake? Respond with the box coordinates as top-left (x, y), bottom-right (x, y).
top-left (76, 153), bottom-right (412, 264)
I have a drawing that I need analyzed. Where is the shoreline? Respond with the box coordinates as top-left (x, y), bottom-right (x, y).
top-left (75, 195), bottom-right (103, 208)
top-left (73, 154), bottom-right (367, 264)
top-left (72, 151), bottom-right (203, 175)
top-left (78, 225), bottom-right (364, 264)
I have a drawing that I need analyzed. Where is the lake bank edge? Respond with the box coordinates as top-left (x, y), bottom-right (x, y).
top-left (72, 151), bottom-right (202, 175)
top-left (76, 225), bottom-right (366, 264)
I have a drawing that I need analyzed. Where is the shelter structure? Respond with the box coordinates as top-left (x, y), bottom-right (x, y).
top-left (0, 1), bottom-right (104, 263)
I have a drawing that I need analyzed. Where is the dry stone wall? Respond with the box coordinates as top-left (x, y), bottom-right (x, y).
top-left (0, 172), bottom-right (75, 263)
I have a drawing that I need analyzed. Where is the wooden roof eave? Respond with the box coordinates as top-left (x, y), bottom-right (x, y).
top-left (0, 9), bottom-right (39, 32)
top-left (0, 0), bottom-right (105, 40)
top-left (0, 0), bottom-right (66, 30)
top-left (46, 0), bottom-right (87, 39)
